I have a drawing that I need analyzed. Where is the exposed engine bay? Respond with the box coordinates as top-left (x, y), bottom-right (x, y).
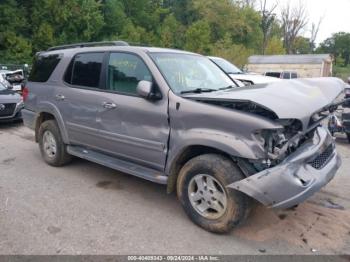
top-left (190, 94), bottom-right (348, 172)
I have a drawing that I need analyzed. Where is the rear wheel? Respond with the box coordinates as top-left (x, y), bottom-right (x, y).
top-left (38, 120), bottom-right (72, 166)
top-left (177, 154), bottom-right (251, 233)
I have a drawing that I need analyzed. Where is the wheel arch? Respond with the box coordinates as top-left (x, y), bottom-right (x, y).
top-left (166, 145), bottom-right (233, 193)
top-left (34, 104), bottom-right (69, 144)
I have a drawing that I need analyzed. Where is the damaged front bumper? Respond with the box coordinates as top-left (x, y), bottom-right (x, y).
top-left (228, 126), bottom-right (341, 209)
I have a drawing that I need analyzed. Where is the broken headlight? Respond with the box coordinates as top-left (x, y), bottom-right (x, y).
top-left (254, 119), bottom-right (304, 164)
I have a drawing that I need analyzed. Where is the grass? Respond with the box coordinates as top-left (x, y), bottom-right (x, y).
top-left (333, 65), bottom-right (350, 82)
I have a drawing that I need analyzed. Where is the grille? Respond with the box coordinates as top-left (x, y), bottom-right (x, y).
top-left (308, 144), bottom-right (334, 170)
top-left (0, 103), bottom-right (16, 117)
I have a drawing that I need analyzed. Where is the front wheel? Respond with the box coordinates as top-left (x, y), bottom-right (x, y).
top-left (176, 154), bottom-right (251, 233)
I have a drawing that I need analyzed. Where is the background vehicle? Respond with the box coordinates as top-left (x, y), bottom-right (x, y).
top-left (23, 41), bottom-right (344, 233)
top-left (0, 69), bottom-right (25, 93)
top-left (0, 82), bottom-right (23, 122)
top-left (345, 86), bottom-right (350, 106)
top-left (208, 56), bottom-right (281, 85)
top-left (264, 71), bottom-right (298, 79)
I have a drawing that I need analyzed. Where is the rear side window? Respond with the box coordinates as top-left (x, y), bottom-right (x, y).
top-left (291, 73), bottom-right (298, 79)
top-left (64, 52), bottom-right (104, 88)
top-left (29, 54), bottom-right (62, 82)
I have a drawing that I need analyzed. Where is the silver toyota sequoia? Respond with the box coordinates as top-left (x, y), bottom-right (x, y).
top-left (22, 41), bottom-right (347, 233)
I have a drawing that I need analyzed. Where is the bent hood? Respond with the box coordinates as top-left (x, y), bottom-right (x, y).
top-left (185, 77), bottom-right (345, 129)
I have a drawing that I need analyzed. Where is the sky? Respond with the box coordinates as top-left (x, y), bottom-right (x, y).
top-left (267, 0), bottom-right (350, 45)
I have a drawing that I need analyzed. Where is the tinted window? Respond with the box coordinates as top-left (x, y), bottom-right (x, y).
top-left (282, 72), bottom-right (291, 79)
top-left (29, 54), bottom-right (61, 82)
top-left (265, 72), bottom-right (281, 78)
top-left (107, 53), bottom-right (152, 95)
top-left (65, 53), bottom-right (104, 88)
top-left (291, 73), bottom-right (298, 79)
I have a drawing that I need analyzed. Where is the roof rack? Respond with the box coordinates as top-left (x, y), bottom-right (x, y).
top-left (47, 40), bottom-right (130, 51)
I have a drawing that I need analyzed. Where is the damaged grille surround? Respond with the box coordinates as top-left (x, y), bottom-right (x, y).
top-left (308, 144), bottom-right (334, 170)
top-left (228, 126), bottom-right (340, 209)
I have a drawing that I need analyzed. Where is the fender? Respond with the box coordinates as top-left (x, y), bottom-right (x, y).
top-left (36, 101), bottom-right (69, 144)
top-left (165, 128), bottom-right (266, 175)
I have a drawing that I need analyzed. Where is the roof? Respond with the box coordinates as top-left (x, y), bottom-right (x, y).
top-left (41, 46), bottom-right (197, 57)
top-left (248, 54), bottom-right (332, 65)
top-left (42, 41), bottom-right (197, 56)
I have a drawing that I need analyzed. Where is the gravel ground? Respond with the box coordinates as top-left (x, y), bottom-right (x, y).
top-left (0, 122), bottom-right (349, 255)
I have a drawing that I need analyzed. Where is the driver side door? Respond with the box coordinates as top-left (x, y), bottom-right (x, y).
top-left (95, 52), bottom-right (170, 170)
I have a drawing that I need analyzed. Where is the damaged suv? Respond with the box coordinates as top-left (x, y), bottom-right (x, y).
top-left (22, 41), bottom-right (346, 233)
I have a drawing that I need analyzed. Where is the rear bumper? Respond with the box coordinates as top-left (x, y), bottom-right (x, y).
top-left (228, 126), bottom-right (341, 209)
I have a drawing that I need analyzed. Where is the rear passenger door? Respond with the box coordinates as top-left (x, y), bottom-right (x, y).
top-left (95, 52), bottom-right (169, 170)
top-left (55, 52), bottom-right (107, 147)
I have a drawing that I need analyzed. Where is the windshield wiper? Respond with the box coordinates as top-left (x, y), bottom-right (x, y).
top-left (180, 88), bottom-right (217, 94)
top-left (218, 85), bottom-right (236, 91)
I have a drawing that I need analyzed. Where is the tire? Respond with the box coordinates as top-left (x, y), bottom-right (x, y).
top-left (177, 154), bottom-right (251, 234)
top-left (347, 133), bottom-right (350, 144)
top-left (38, 120), bottom-right (72, 166)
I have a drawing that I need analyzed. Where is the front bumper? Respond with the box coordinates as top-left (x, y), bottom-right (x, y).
top-left (228, 126), bottom-right (341, 209)
top-left (0, 102), bottom-right (23, 122)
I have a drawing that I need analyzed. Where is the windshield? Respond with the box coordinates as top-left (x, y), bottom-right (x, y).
top-left (0, 82), bottom-right (7, 91)
top-left (150, 53), bottom-right (234, 94)
top-left (210, 57), bottom-right (242, 74)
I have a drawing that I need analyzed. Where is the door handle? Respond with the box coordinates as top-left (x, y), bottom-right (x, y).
top-left (55, 94), bottom-right (65, 101)
top-left (102, 102), bottom-right (117, 109)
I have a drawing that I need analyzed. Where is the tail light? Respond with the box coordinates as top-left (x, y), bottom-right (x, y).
top-left (22, 86), bottom-right (29, 102)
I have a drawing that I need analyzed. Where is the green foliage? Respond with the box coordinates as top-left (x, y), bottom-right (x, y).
top-left (333, 64), bottom-right (350, 81)
top-left (184, 20), bottom-right (211, 54)
top-left (265, 36), bottom-right (285, 55)
top-left (318, 32), bottom-right (350, 66)
top-left (211, 33), bottom-right (254, 67)
top-left (293, 36), bottom-right (311, 54)
top-left (0, 0), bottom-right (285, 66)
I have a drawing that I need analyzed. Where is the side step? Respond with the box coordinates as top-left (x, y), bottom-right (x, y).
top-left (67, 145), bottom-right (168, 184)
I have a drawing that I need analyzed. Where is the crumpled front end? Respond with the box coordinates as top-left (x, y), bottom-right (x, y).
top-left (228, 126), bottom-right (341, 209)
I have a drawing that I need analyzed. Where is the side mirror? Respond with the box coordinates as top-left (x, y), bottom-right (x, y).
top-left (136, 80), bottom-right (161, 100)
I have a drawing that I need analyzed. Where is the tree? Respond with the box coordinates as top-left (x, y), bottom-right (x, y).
top-left (293, 36), bottom-right (311, 54)
top-left (259, 0), bottom-right (278, 54)
top-left (309, 17), bottom-right (323, 52)
top-left (193, 0), bottom-right (262, 50)
top-left (211, 33), bottom-right (254, 67)
top-left (184, 20), bottom-right (211, 54)
top-left (159, 14), bottom-right (185, 48)
top-left (318, 32), bottom-right (350, 66)
top-left (280, 1), bottom-right (308, 54)
top-left (265, 36), bottom-right (285, 55)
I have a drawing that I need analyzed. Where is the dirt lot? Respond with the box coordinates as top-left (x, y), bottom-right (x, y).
top-left (0, 122), bottom-right (350, 255)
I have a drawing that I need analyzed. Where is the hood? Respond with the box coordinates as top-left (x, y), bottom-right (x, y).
top-left (0, 89), bottom-right (22, 103)
top-left (185, 77), bottom-right (345, 128)
top-left (229, 73), bottom-right (282, 84)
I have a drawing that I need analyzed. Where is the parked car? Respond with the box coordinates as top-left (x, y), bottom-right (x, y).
top-left (0, 71), bottom-right (12, 89)
top-left (264, 71), bottom-right (298, 79)
top-left (23, 41), bottom-right (345, 233)
top-left (0, 69), bottom-right (25, 93)
top-left (208, 56), bottom-right (281, 85)
top-left (0, 82), bottom-right (23, 122)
